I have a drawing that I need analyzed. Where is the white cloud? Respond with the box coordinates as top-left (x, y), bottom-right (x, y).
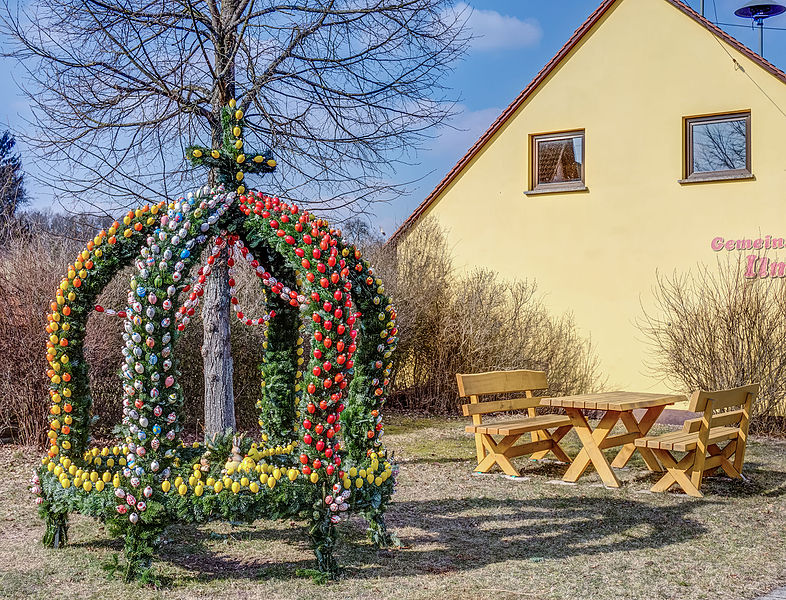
top-left (456, 2), bottom-right (542, 51)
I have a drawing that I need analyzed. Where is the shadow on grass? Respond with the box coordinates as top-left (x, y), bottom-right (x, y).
top-left (148, 521), bottom-right (316, 586)
top-left (341, 495), bottom-right (711, 576)
top-left (64, 454), bottom-right (786, 586)
top-left (627, 460), bottom-right (786, 498)
top-left (142, 493), bottom-right (711, 585)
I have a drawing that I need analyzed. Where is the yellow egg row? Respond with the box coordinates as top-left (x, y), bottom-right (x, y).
top-left (48, 461), bottom-right (116, 492)
top-left (346, 462), bottom-right (391, 479)
top-left (160, 469), bottom-right (303, 496)
top-left (342, 469), bottom-right (392, 490)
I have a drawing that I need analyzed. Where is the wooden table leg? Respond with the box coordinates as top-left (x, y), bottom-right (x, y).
top-left (612, 406), bottom-right (666, 471)
top-left (562, 409), bottom-right (622, 487)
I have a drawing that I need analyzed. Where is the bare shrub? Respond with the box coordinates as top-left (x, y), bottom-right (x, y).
top-left (639, 257), bottom-right (786, 428)
top-left (0, 216), bottom-right (270, 446)
top-left (0, 224), bottom-right (83, 445)
top-left (365, 218), bottom-right (605, 413)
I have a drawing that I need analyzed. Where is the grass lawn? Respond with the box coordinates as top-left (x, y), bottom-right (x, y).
top-left (1, 416), bottom-right (785, 600)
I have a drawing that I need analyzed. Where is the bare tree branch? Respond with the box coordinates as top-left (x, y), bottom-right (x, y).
top-left (0, 0), bottom-right (469, 217)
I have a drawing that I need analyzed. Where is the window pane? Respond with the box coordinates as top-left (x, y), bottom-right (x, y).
top-left (692, 118), bottom-right (747, 173)
top-left (538, 137), bottom-right (583, 184)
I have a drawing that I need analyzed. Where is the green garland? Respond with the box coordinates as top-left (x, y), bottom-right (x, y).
top-left (256, 249), bottom-right (300, 447)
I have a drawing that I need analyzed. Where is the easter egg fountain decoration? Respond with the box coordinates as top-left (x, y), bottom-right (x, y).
top-left (34, 100), bottom-right (399, 582)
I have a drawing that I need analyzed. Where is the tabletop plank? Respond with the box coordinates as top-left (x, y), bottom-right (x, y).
top-left (540, 391), bottom-right (685, 411)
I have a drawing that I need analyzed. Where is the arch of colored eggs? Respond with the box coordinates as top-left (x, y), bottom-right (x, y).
top-left (37, 186), bottom-right (397, 576)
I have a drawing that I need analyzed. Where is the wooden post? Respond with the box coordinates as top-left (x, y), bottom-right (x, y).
top-left (691, 399), bottom-right (713, 490)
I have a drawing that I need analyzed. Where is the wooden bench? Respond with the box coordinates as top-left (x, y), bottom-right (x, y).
top-left (634, 384), bottom-right (758, 497)
top-left (456, 369), bottom-right (573, 476)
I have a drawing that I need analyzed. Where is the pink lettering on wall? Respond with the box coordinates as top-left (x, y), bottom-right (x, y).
top-left (713, 236), bottom-right (786, 251)
top-left (716, 236), bottom-right (786, 280)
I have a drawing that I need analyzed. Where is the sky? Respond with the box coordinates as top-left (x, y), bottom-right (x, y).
top-left (2, 0), bottom-right (786, 233)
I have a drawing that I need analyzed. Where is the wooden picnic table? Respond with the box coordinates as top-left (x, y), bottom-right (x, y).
top-left (540, 391), bottom-right (687, 488)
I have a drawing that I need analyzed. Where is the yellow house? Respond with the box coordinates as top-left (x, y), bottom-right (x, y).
top-left (390, 0), bottom-right (786, 394)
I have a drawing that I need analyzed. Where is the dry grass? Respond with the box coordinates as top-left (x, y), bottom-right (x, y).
top-left (1, 418), bottom-right (786, 600)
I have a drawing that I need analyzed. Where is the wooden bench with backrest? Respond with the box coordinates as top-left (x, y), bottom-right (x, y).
top-left (456, 369), bottom-right (573, 477)
top-left (634, 383), bottom-right (758, 497)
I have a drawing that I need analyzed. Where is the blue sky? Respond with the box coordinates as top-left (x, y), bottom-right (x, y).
top-left (2, 0), bottom-right (786, 231)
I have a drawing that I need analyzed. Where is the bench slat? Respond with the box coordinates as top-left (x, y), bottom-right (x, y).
top-left (688, 384), bottom-right (759, 412)
top-left (635, 427), bottom-right (740, 452)
top-left (462, 396), bottom-right (545, 416)
top-left (456, 370), bottom-right (547, 397)
top-left (672, 427), bottom-right (739, 452)
top-left (636, 430), bottom-right (698, 449)
top-left (682, 409), bottom-right (745, 433)
top-left (466, 414), bottom-right (572, 436)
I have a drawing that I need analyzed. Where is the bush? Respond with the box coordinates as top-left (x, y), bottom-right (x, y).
top-left (363, 218), bottom-right (605, 413)
top-left (0, 213), bottom-right (269, 446)
top-left (639, 257), bottom-right (786, 430)
top-left (0, 221), bottom-right (85, 444)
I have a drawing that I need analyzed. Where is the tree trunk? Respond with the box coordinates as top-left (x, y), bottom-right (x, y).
top-left (201, 0), bottom-right (238, 440)
top-left (201, 246), bottom-right (236, 438)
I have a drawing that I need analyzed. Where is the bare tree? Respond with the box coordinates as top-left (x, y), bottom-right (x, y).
top-left (639, 257), bottom-right (786, 419)
top-left (367, 218), bottom-right (605, 412)
top-left (1, 0), bottom-right (468, 436)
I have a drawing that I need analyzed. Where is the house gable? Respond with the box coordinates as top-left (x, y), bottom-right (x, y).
top-left (389, 0), bottom-right (786, 244)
